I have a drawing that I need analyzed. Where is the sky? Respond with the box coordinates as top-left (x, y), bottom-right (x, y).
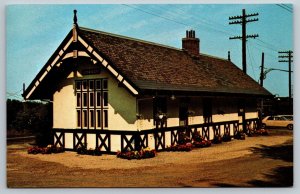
top-left (6, 3), bottom-right (294, 100)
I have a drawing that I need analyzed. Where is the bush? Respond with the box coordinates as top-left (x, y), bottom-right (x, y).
top-left (212, 135), bottom-right (222, 144)
top-left (234, 131), bottom-right (246, 140)
top-left (192, 131), bottom-right (203, 142)
top-left (116, 147), bottom-right (156, 160)
top-left (165, 143), bottom-right (193, 152)
top-left (253, 129), bottom-right (269, 136)
top-left (178, 131), bottom-right (191, 145)
top-left (76, 146), bottom-right (102, 156)
top-left (76, 146), bottom-right (87, 155)
top-left (193, 140), bottom-right (212, 148)
top-left (51, 146), bottom-right (65, 153)
top-left (27, 145), bottom-right (64, 154)
top-left (247, 130), bottom-right (259, 137)
top-left (222, 134), bottom-right (232, 142)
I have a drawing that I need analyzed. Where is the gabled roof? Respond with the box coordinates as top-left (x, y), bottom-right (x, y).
top-left (79, 27), bottom-right (271, 96)
top-left (23, 26), bottom-right (272, 100)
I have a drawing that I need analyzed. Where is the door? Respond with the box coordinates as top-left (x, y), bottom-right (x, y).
top-left (179, 104), bottom-right (188, 126)
top-left (179, 98), bottom-right (189, 126)
top-left (153, 97), bottom-right (167, 129)
top-left (203, 98), bottom-right (212, 123)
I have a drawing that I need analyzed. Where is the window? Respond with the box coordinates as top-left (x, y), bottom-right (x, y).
top-left (75, 79), bottom-right (108, 129)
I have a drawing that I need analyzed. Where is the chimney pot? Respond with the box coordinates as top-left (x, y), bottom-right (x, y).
top-left (182, 30), bottom-right (200, 56)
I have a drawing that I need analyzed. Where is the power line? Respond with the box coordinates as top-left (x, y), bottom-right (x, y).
top-left (123, 4), bottom-right (288, 68)
top-left (276, 4), bottom-right (293, 13)
top-left (247, 44), bottom-right (257, 81)
top-left (249, 39), bottom-right (278, 53)
top-left (171, 6), bottom-right (236, 36)
top-left (248, 41), bottom-right (278, 60)
top-left (256, 38), bottom-right (280, 51)
top-left (122, 4), bottom-right (189, 27)
top-left (124, 4), bottom-right (240, 38)
top-left (229, 9), bottom-right (259, 74)
top-left (281, 4), bottom-right (293, 11)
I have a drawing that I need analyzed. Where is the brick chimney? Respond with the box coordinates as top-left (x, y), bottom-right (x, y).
top-left (182, 30), bottom-right (200, 56)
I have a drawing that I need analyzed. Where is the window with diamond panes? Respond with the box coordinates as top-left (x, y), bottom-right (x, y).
top-left (75, 79), bottom-right (108, 129)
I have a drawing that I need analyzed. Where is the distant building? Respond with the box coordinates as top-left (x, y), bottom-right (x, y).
top-left (262, 97), bottom-right (293, 116)
top-left (23, 11), bottom-right (272, 153)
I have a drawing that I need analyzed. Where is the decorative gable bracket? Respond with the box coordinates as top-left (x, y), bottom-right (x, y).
top-left (23, 30), bottom-right (139, 100)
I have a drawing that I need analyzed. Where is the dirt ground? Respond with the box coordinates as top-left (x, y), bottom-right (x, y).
top-left (6, 129), bottom-right (293, 188)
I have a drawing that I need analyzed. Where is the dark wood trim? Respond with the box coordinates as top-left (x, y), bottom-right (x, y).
top-left (140, 88), bottom-right (272, 99)
top-left (77, 31), bottom-right (141, 96)
top-left (245, 118), bottom-right (259, 133)
top-left (202, 125), bottom-right (210, 140)
top-left (224, 123), bottom-right (231, 136)
top-left (23, 30), bottom-right (73, 99)
top-left (140, 133), bottom-right (148, 149)
top-left (121, 134), bottom-right (135, 152)
top-left (75, 79), bottom-right (108, 130)
top-left (54, 132), bottom-right (64, 147)
top-left (155, 131), bottom-right (165, 150)
top-left (52, 119), bottom-right (244, 153)
top-left (73, 132), bottom-right (86, 150)
top-left (213, 124), bottom-right (221, 138)
top-left (171, 130), bottom-right (179, 145)
top-left (96, 133), bottom-right (111, 152)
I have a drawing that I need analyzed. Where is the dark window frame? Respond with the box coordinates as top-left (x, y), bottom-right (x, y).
top-left (75, 79), bottom-right (108, 130)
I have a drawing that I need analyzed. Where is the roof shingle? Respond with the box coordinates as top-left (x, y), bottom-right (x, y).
top-left (79, 27), bottom-right (271, 96)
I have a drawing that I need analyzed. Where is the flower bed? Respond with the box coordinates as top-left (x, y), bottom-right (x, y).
top-left (254, 129), bottom-right (269, 136)
top-left (192, 131), bottom-right (212, 148)
top-left (234, 131), bottom-right (246, 140)
top-left (76, 146), bottom-right (102, 156)
top-left (247, 129), bottom-right (269, 137)
top-left (165, 143), bottom-right (193, 152)
top-left (116, 147), bottom-right (156, 160)
top-left (222, 134), bottom-right (232, 142)
top-left (27, 145), bottom-right (64, 154)
top-left (193, 140), bottom-right (212, 148)
top-left (212, 135), bottom-right (223, 144)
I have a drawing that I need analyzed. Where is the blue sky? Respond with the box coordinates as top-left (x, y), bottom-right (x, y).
top-left (6, 3), bottom-right (293, 100)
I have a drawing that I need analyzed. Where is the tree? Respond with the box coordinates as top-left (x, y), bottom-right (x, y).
top-left (7, 99), bottom-right (53, 146)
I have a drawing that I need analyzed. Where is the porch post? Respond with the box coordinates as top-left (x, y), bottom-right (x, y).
top-left (134, 131), bottom-right (141, 151)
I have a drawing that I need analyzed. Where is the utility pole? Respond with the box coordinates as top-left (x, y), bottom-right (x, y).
top-left (278, 50), bottom-right (293, 108)
top-left (260, 52), bottom-right (265, 86)
top-left (229, 9), bottom-right (259, 74)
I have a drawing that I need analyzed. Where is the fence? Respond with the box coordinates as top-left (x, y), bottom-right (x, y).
top-left (53, 118), bottom-right (259, 154)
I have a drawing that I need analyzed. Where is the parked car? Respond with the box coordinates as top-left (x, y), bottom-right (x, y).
top-left (278, 115), bottom-right (293, 121)
top-left (262, 115), bottom-right (293, 130)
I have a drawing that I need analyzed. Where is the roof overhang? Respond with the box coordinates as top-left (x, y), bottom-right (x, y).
top-left (139, 88), bottom-right (273, 99)
top-left (23, 29), bottom-right (140, 100)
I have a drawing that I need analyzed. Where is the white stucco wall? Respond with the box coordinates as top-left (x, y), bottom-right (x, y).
top-left (52, 58), bottom-right (137, 131)
top-left (137, 96), bottom-right (259, 131)
top-left (53, 79), bottom-right (76, 129)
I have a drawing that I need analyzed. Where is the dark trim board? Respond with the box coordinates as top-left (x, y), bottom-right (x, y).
top-left (53, 118), bottom-right (259, 154)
